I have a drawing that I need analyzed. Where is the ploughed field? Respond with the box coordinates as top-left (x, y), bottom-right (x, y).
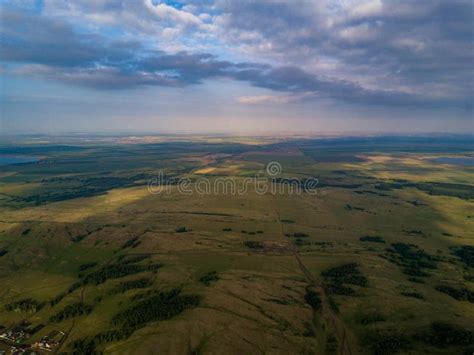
top-left (0, 135), bottom-right (473, 354)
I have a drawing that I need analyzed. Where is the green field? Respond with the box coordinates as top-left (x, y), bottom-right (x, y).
top-left (0, 135), bottom-right (473, 354)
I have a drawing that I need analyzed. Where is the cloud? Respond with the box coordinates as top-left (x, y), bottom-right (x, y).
top-left (40, 0), bottom-right (212, 42)
top-left (0, 1), bottom-right (472, 110)
top-left (349, 0), bottom-right (383, 18)
top-left (0, 8), bottom-right (141, 68)
top-left (144, 0), bottom-right (201, 27)
top-left (338, 23), bottom-right (379, 44)
top-left (213, 0), bottom-right (473, 106)
top-left (237, 93), bottom-right (312, 105)
top-left (13, 64), bottom-right (182, 89)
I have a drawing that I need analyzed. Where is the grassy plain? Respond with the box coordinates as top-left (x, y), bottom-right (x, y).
top-left (0, 135), bottom-right (473, 354)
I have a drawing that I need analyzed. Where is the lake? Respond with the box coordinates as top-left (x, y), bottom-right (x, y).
top-left (0, 155), bottom-right (40, 166)
top-left (431, 157), bottom-right (474, 167)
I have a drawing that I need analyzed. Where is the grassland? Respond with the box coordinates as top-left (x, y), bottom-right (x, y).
top-left (0, 135), bottom-right (473, 354)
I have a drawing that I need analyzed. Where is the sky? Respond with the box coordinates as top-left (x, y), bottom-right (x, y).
top-left (0, 0), bottom-right (473, 135)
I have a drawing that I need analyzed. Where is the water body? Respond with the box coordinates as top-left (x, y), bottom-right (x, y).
top-left (0, 155), bottom-right (39, 166)
top-left (431, 157), bottom-right (474, 167)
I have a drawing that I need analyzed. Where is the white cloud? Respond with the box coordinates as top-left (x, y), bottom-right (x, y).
top-left (392, 37), bottom-right (426, 53)
top-left (349, 0), bottom-right (383, 18)
top-left (338, 23), bottom-right (378, 43)
top-left (144, 0), bottom-right (201, 27)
